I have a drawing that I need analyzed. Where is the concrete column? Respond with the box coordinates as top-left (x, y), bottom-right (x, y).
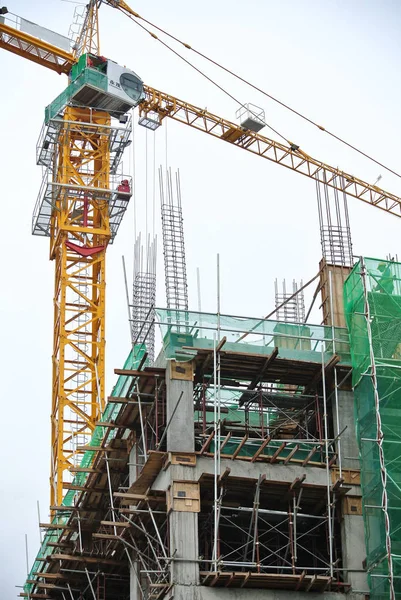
top-left (164, 360), bottom-right (199, 592)
top-left (168, 463), bottom-right (199, 587)
top-left (170, 509), bottom-right (199, 584)
top-left (332, 390), bottom-right (368, 593)
top-left (333, 390), bottom-right (360, 470)
top-left (165, 361), bottom-right (195, 452)
top-left (129, 444), bottom-right (143, 600)
top-left (341, 512), bottom-right (368, 593)
top-left (130, 557), bottom-right (142, 600)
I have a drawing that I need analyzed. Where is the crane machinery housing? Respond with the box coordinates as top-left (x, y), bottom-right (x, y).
top-left (1, 2), bottom-right (401, 600)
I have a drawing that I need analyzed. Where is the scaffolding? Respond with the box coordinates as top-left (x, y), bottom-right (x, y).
top-left (344, 257), bottom-right (401, 599)
top-left (159, 167), bottom-right (188, 314)
top-left (132, 233), bottom-right (157, 364)
top-left (24, 308), bottom-right (358, 599)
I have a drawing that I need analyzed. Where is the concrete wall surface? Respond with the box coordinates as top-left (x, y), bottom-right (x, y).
top-left (167, 584), bottom-right (367, 600)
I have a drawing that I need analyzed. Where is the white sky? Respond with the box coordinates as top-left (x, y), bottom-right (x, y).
top-left (1, 0), bottom-right (401, 595)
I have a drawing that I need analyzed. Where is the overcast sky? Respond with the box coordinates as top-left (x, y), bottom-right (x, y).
top-left (1, 0), bottom-right (401, 596)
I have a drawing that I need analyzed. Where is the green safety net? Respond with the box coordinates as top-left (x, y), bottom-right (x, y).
top-left (344, 257), bottom-right (401, 599)
top-left (45, 66), bottom-right (108, 123)
top-left (156, 308), bottom-right (351, 366)
top-left (24, 344), bottom-right (146, 594)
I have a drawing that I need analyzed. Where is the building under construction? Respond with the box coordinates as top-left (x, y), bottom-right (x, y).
top-left (23, 249), bottom-right (401, 600)
top-left (22, 179), bottom-right (401, 600)
top-left (1, 3), bottom-right (401, 600)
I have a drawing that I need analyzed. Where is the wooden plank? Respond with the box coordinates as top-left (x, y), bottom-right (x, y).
top-left (114, 492), bottom-right (148, 501)
top-left (33, 573), bottom-right (67, 580)
top-left (224, 573), bottom-right (235, 587)
top-left (283, 444), bottom-right (299, 465)
top-left (304, 354), bottom-right (340, 394)
top-left (251, 436), bottom-right (271, 462)
top-left (19, 594), bottom-right (51, 599)
top-left (232, 435), bottom-right (248, 460)
top-left (239, 347), bottom-right (279, 405)
top-left (198, 571), bottom-right (331, 591)
top-left (270, 442), bottom-right (287, 464)
top-left (114, 368), bottom-right (164, 377)
top-left (218, 467), bottom-right (231, 485)
top-left (289, 475), bottom-right (306, 491)
top-left (305, 574), bottom-right (317, 592)
top-left (76, 446), bottom-right (110, 452)
top-left (39, 523), bottom-right (74, 530)
top-left (126, 451), bottom-right (166, 495)
top-left (107, 397), bottom-right (154, 405)
top-left (302, 445), bottom-right (320, 466)
top-left (50, 505), bottom-right (99, 512)
top-left (92, 533), bottom-right (120, 540)
top-left (34, 583), bottom-right (68, 590)
top-left (100, 520), bottom-right (130, 527)
top-left (62, 483), bottom-right (106, 492)
top-left (200, 430), bottom-right (215, 455)
top-left (295, 571), bottom-right (306, 591)
top-left (48, 554), bottom-right (121, 565)
top-left (95, 421), bottom-right (123, 428)
top-left (219, 431), bottom-right (232, 452)
top-left (68, 467), bottom-right (102, 473)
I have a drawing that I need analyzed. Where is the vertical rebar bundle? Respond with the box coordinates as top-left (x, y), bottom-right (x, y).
top-left (159, 167), bottom-right (188, 313)
top-left (132, 233), bottom-right (157, 364)
top-left (316, 175), bottom-right (353, 267)
top-left (275, 279), bottom-right (305, 322)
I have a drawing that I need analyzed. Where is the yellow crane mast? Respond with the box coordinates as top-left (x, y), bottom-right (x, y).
top-left (48, 105), bottom-right (110, 507)
top-left (1, 0), bottom-right (401, 509)
top-left (1, 3), bottom-right (141, 507)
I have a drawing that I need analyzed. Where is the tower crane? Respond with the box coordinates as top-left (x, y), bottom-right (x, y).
top-left (1, 0), bottom-right (401, 511)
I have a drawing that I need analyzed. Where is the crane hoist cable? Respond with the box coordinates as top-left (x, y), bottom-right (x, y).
top-left (113, 4), bottom-right (401, 182)
top-left (115, 9), bottom-right (291, 146)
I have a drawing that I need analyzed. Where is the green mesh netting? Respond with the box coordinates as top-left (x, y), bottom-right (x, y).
top-left (344, 257), bottom-right (401, 599)
top-left (156, 308), bottom-right (351, 366)
top-left (45, 66), bottom-right (108, 123)
top-left (24, 344), bottom-right (146, 593)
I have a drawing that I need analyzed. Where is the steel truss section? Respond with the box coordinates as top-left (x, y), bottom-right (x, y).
top-left (0, 13), bottom-right (74, 74)
top-left (141, 85), bottom-right (401, 218)
top-left (48, 106), bottom-right (114, 507)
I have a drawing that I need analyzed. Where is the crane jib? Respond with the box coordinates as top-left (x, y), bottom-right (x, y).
top-left (138, 85), bottom-right (401, 219)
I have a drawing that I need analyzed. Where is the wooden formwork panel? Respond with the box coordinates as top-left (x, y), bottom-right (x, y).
top-left (169, 360), bottom-right (194, 381)
top-left (167, 481), bottom-right (200, 513)
top-left (331, 468), bottom-right (361, 485)
top-left (343, 495), bottom-right (363, 515)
